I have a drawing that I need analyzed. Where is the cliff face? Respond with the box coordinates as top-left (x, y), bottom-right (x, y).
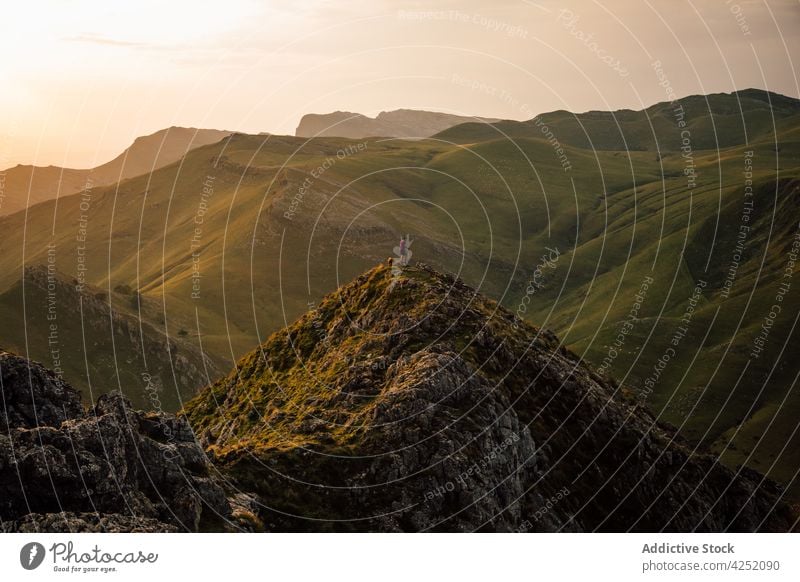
top-left (295, 109), bottom-right (499, 139)
top-left (184, 263), bottom-right (796, 532)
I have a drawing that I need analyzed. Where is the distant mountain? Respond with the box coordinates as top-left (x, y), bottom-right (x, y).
top-left (436, 88), bottom-right (800, 151)
top-left (184, 262), bottom-right (795, 532)
top-left (0, 127), bottom-right (231, 216)
top-left (295, 109), bottom-right (500, 139)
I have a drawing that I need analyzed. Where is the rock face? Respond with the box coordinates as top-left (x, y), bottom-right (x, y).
top-left (185, 263), bottom-right (796, 532)
top-left (0, 350), bottom-right (232, 532)
top-left (0, 350), bottom-right (84, 431)
top-left (295, 109), bottom-right (499, 139)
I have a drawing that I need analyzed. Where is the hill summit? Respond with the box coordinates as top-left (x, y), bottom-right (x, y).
top-left (184, 261), bottom-right (795, 532)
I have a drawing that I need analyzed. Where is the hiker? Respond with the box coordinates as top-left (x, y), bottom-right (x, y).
top-left (399, 236), bottom-right (407, 265)
top-left (399, 234), bottom-right (413, 266)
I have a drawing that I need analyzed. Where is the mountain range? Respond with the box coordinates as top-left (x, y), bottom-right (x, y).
top-left (0, 88), bottom-right (798, 503)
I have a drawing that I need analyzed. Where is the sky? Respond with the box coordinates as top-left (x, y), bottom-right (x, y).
top-left (1, 0), bottom-right (799, 169)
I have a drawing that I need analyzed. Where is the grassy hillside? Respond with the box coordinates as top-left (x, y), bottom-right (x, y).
top-left (1, 90), bottom-right (799, 498)
top-left (436, 89), bottom-right (800, 152)
top-left (0, 266), bottom-right (220, 410)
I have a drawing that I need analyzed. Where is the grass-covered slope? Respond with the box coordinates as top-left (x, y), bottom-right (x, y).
top-left (0, 266), bottom-right (220, 410)
top-left (435, 89), bottom-right (800, 151)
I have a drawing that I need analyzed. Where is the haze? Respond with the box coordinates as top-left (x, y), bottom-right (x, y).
top-left (1, 0), bottom-right (798, 169)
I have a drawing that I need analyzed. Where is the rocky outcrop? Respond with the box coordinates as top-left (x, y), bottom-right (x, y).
top-left (185, 263), bottom-right (797, 532)
top-left (0, 350), bottom-right (235, 532)
top-left (0, 350), bottom-right (83, 431)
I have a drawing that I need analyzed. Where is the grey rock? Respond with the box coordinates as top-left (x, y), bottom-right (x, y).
top-left (0, 351), bottom-right (233, 532)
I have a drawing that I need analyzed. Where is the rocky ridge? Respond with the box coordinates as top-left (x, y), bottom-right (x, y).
top-left (184, 262), bottom-right (796, 532)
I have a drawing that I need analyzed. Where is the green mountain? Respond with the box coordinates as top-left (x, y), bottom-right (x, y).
top-left (2, 265), bottom-right (794, 532)
top-left (0, 89), bottom-right (798, 499)
top-left (436, 88), bottom-right (800, 151)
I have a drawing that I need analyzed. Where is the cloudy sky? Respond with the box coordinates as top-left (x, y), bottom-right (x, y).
top-left (1, 0), bottom-right (798, 168)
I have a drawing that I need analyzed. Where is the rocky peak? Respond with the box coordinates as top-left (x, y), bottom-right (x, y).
top-left (184, 262), bottom-right (796, 531)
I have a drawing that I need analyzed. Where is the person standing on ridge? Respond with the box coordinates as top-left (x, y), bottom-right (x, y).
top-left (398, 234), bottom-right (413, 266)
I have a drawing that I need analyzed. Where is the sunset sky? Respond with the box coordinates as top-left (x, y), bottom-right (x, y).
top-left (2, 0), bottom-right (798, 169)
